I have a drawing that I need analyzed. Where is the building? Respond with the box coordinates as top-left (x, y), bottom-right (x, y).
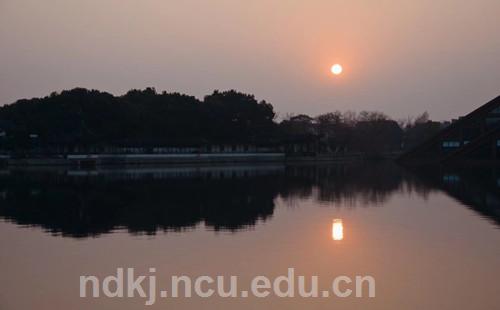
top-left (399, 96), bottom-right (500, 164)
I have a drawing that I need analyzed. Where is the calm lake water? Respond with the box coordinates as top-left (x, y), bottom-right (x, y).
top-left (0, 162), bottom-right (499, 309)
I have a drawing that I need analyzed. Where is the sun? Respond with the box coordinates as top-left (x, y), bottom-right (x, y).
top-left (331, 64), bottom-right (343, 75)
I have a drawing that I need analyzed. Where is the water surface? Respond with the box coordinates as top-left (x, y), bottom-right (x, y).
top-left (0, 162), bottom-right (499, 309)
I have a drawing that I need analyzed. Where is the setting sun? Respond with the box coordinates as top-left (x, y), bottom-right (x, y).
top-left (331, 64), bottom-right (343, 75)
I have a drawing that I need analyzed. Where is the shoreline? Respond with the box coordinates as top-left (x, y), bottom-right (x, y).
top-left (0, 152), bottom-right (365, 167)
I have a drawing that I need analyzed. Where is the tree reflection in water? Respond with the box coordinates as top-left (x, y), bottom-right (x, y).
top-left (0, 162), bottom-right (498, 238)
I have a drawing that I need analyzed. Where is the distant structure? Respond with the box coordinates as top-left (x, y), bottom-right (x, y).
top-left (399, 96), bottom-right (500, 164)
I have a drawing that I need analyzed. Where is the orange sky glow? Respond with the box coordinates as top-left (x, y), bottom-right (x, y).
top-left (1, 0), bottom-right (499, 120)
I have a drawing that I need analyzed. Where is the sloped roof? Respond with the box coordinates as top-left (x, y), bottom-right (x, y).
top-left (399, 96), bottom-right (500, 162)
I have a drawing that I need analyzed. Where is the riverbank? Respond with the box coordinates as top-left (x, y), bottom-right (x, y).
top-left (0, 152), bottom-right (368, 167)
top-left (0, 153), bottom-right (365, 167)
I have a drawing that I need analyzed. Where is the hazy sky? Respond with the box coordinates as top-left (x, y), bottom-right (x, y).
top-left (1, 0), bottom-right (499, 120)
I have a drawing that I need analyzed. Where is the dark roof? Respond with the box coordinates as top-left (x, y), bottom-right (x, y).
top-left (399, 96), bottom-right (500, 161)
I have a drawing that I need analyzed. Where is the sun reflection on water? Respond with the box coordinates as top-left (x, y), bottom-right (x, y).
top-left (332, 219), bottom-right (343, 241)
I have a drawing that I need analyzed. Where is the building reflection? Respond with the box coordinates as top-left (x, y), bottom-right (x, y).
top-left (332, 219), bottom-right (343, 240)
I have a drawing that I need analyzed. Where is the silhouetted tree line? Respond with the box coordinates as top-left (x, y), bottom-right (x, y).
top-left (280, 110), bottom-right (443, 156)
top-left (0, 88), bottom-right (444, 155)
